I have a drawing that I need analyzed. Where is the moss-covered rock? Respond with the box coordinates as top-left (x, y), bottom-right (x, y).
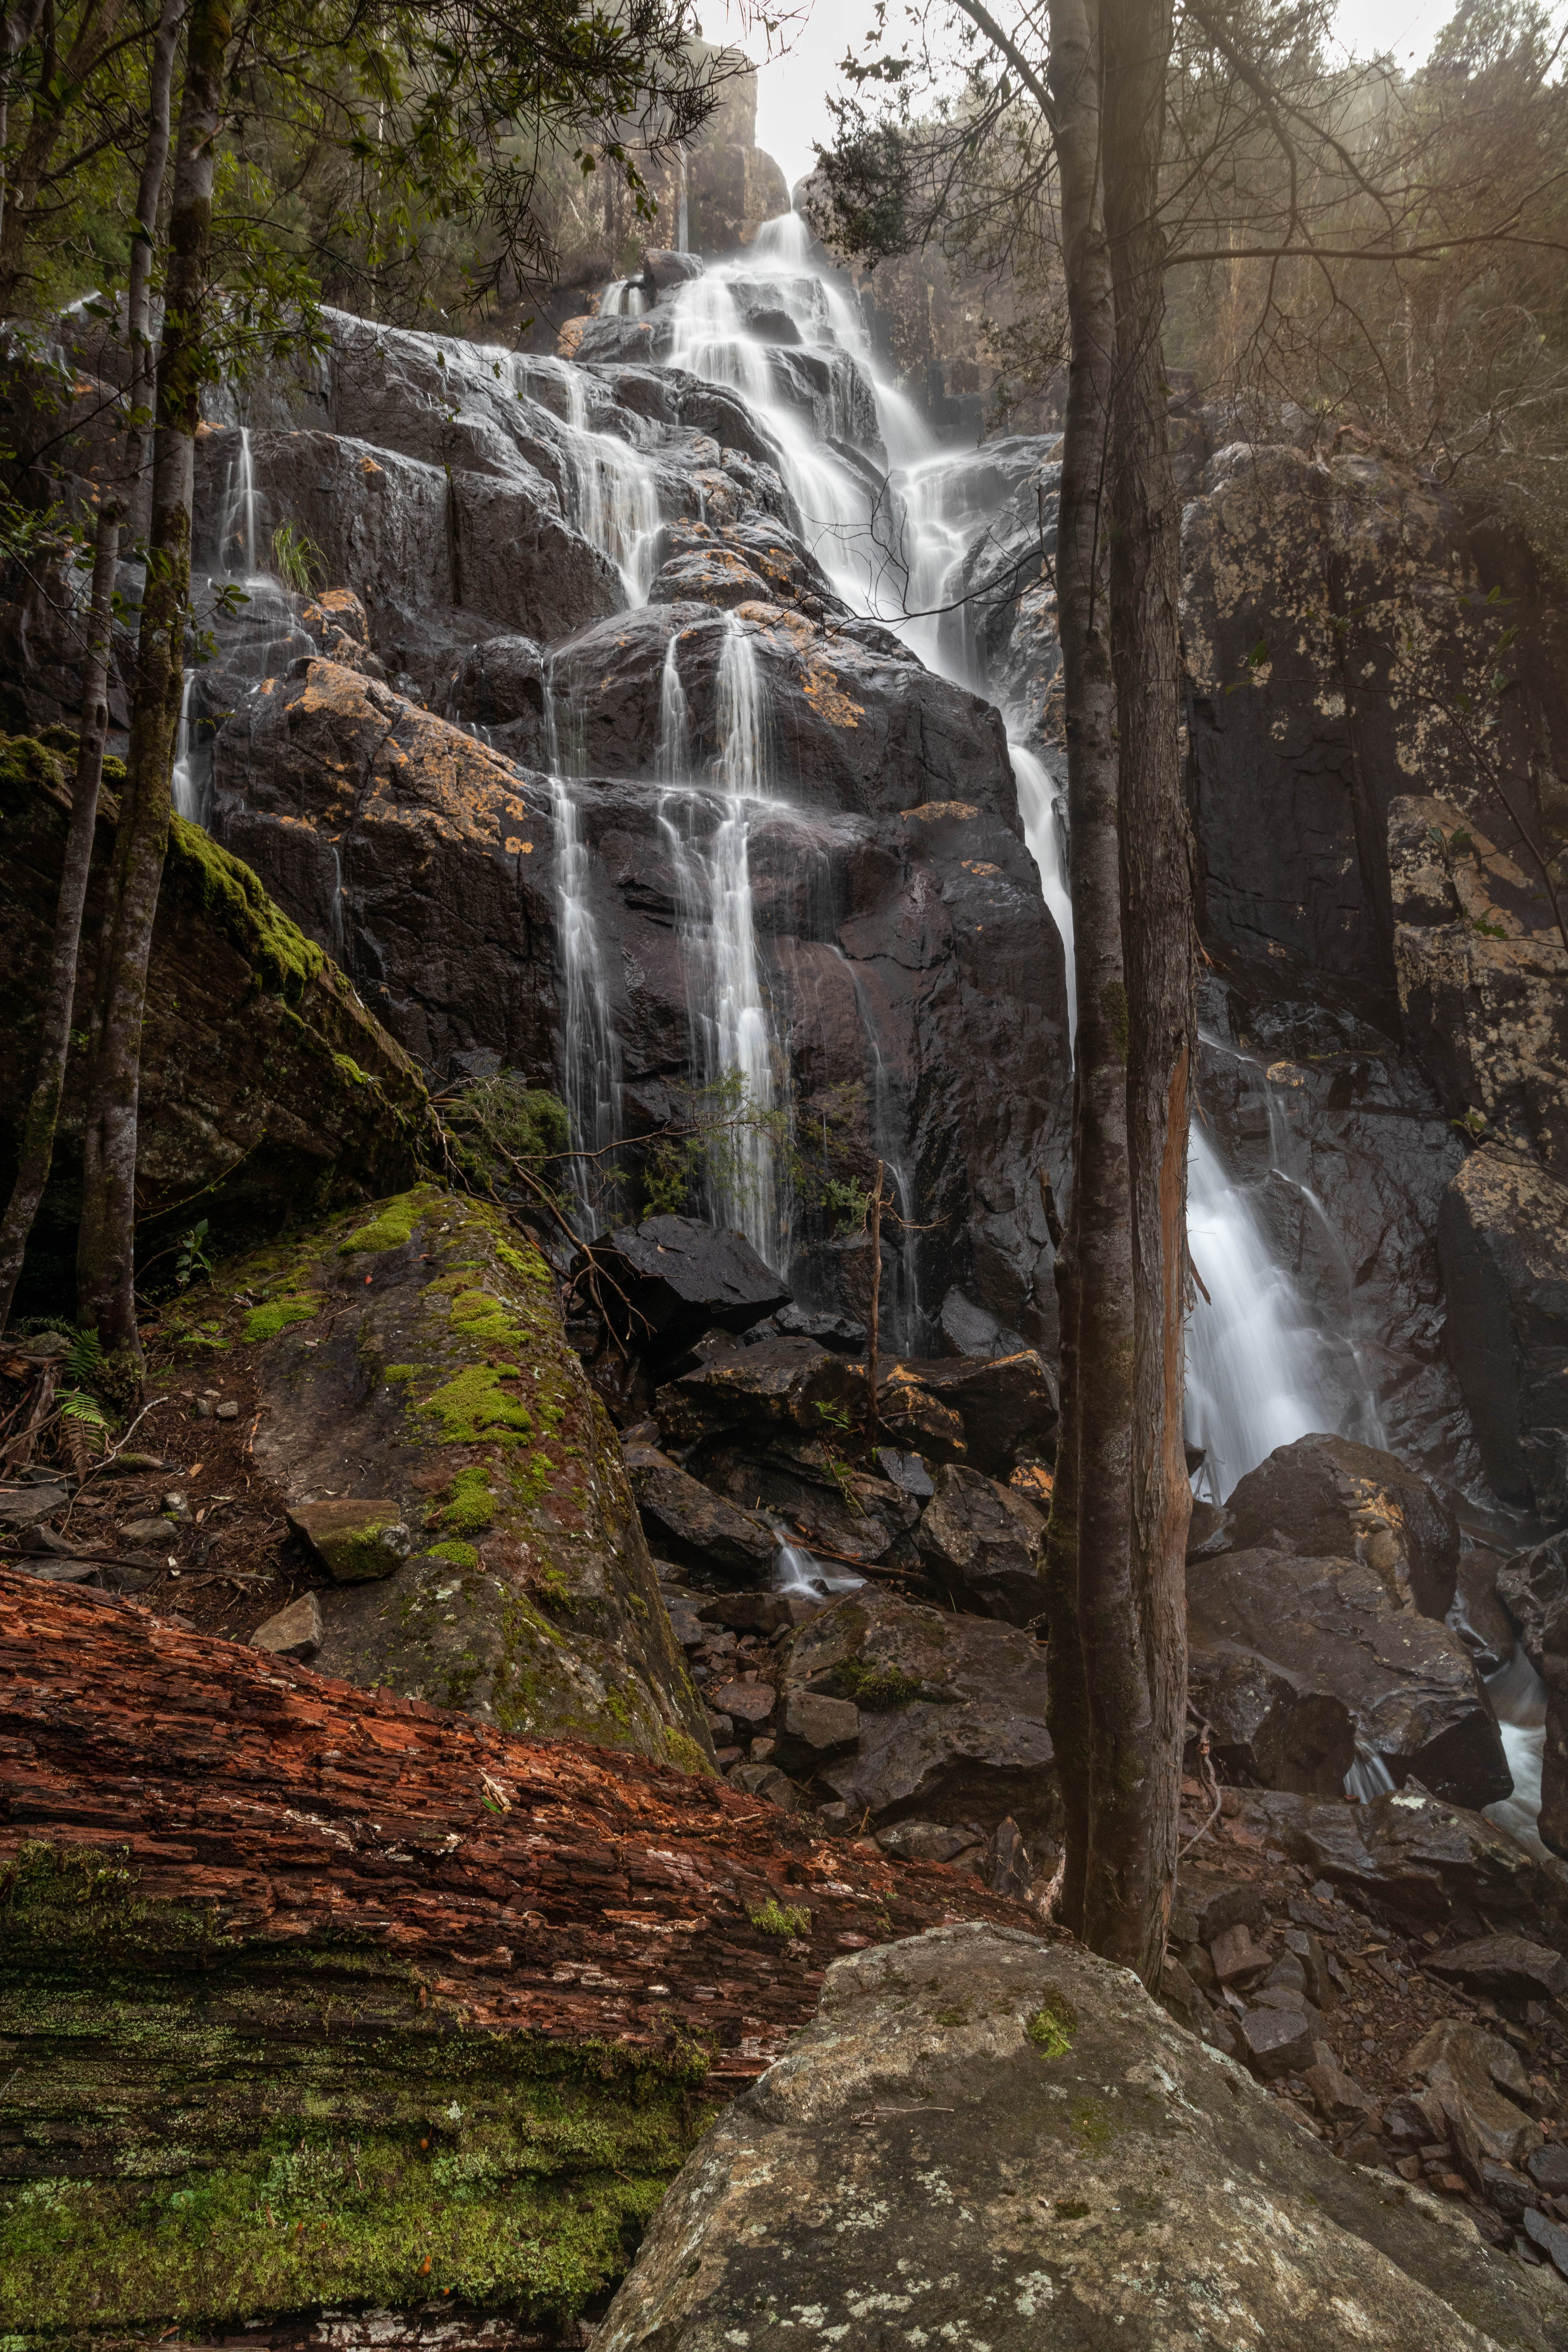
top-left (160, 1184), bottom-right (713, 1761)
top-left (0, 742), bottom-right (439, 1312)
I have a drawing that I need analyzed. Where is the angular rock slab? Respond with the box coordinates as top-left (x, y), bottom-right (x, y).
top-left (1222, 1431), bottom-right (1459, 1619)
top-left (584, 1214), bottom-right (791, 1361)
top-left (285, 1499), bottom-right (410, 1583)
top-left (623, 1441), bottom-right (779, 1584)
top-left (597, 1921), bottom-right (1564, 2352)
top-left (1187, 1547), bottom-right (1510, 1809)
top-left (915, 1461), bottom-right (1046, 1625)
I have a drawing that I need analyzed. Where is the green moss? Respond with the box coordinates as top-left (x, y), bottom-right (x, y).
top-left (835, 1658), bottom-right (925, 1711)
top-left (1026, 1993), bottom-right (1076, 2059)
top-left (430, 1541), bottom-right (480, 1568)
top-left (166, 815), bottom-right (327, 1008)
top-left (449, 1288), bottom-right (524, 1347)
top-left (339, 1191), bottom-right (425, 1256)
top-left (748, 1899), bottom-right (811, 1939)
top-left (384, 1363), bottom-right (417, 1382)
top-left (437, 1465), bottom-right (498, 1536)
top-left (419, 1364), bottom-right (534, 1444)
top-left (659, 1727), bottom-right (713, 1778)
top-left (333, 1053), bottom-right (371, 1085)
top-left (242, 1292), bottom-right (323, 1343)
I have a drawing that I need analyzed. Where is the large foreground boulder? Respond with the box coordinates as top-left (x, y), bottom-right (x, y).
top-left (0, 1576), bottom-right (1034, 2344)
top-left (597, 1920), bottom-right (1564, 2352)
top-left (160, 1183), bottom-right (711, 1761)
top-left (1187, 1547), bottom-right (1510, 1809)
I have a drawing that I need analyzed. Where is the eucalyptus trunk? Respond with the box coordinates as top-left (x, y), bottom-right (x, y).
top-left (76, 0), bottom-right (229, 1366)
top-left (1093, 0), bottom-right (1194, 1983)
top-left (1043, 0), bottom-right (1137, 1953)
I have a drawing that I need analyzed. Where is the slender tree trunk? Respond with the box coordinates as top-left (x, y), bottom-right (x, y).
top-left (0, 0), bottom-right (47, 263)
top-left (1042, 1150), bottom-right (1089, 1934)
top-left (76, 0), bottom-right (228, 1367)
top-left (125, 0), bottom-right (184, 530)
top-left (1045, 0), bottom-right (1141, 1965)
top-left (1097, 0), bottom-right (1193, 1984)
top-left (0, 499), bottom-right (119, 1331)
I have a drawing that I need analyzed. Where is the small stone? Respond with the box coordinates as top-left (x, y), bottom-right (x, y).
top-left (772, 1689), bottom-right (860, 1769)
top-left (191, 1397), bottom-right (214, 1419)
top-left (1264, 1951), bottom-right (1307, 1995)
top-left (726, 1762), bottom-right (799, 1811)
top-left (120, 1515), bottom-right (175, 1545)
top-left (1482, 2161), bottom-right (1536, 2225)
top-left (216, 1401), bottom-right (240, 1421)
top-left (1527, 2146), bottom-right (1568, 2194)
top-left (1524, 2206), bottom-right (1568, 2279)
top-left (713, 1680), bottom-right (776, 1726)
top-left (286, 1499), bottom-right (411, 1583)
top-left (1303, 2042), bottom-right (1371, 2123)
top-left (877, 1821), bottom-right (981, 1865)
top-left (1238, 2004), bottom-right (1318, 2080)
top-left (1425, 1936), bottom-right (1568, 2005)
top-left (1210, 1922), bottom-right (1275, 1986)
top-left (1396, 2155), bottom-right (1422, 2181)
top-left (1340, 2129), bottom-right (1384, 2167)
top-left (750, 1737), bottom-right (777, 1763)
top-left (817, 1800), bottom-right (851, 1827)
top-left (251, 1592), bottom-right (324, 1661)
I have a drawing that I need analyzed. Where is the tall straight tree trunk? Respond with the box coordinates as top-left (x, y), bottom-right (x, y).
top-left (76, 0), bottom-right (228, 1368)
top-left (1096, 0), bottom-right (1193, 1984)
top-left (1044, 0), bottom-right (1139, 1956)
top-left (0, 0), bottom-right (183, 1332)
top-left (0, 502), bottom-right (119, 1330)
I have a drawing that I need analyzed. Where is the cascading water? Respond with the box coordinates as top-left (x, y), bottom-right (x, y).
top-left (171, 675), bottom-right (202, 825)
top-left (1485, 1648), bottom-right (1549, 1860)
top-left (1009, 745), bottom-right (1076, 1041)
top-left (653, 617), bottom-right (784, 1265)
top-left (517, 356), bottom-right (661, 601)
top-left (541, 677), bottom-right (625, 1227)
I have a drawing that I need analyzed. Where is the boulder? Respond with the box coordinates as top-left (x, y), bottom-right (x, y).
top-left (1238, 2002), bottom-right (1318, 2079)
top-left (772, 1690), bottom-right (860, 1771)
top-left (1240, 1784), bottom-right (1566, 1931)
top-left (175, 1183), bottom-right (713, 1764)
top-left (915, 1461), bottom-right (1046, 1625)
top-left (685, 1432), bottom-right (914, 1567)
top-left (1409, 2020), bottom-right (1543, 2173)
top-left (1423, 1935), bottom-right (1568, 2004)
top-left (881, 1350), bottom-right (1058, 1476)
top-left (622, 1443), bottom-right (779, 1585)
top-left (285, 1499), bottom-right (410, 1583)
top-left (249, 1590), bottom-right (323, 1659)
top-left (0, 736), bottom-right (434, 1307)
top-left (596, 1921), bottom-right (1564, 2352)
top-left (1497, 1533), bottom-right (1568, 1675)
top-left (781, 1588), bottom-right (1058, 1846)
top-left (584, 1216), bottom-right (791, 1361)
top-left (1438, 1147), bottom-right (1568, 1523)
top-left (655, 1336), bottom-right (862, 1444)
top-left (1221, 1432), bottom-right (1459, 1620)
top-left (1186, 1547), bottom-right (1510, 1808)
top-left (1185, 1635), bottom-right (1357, 1798)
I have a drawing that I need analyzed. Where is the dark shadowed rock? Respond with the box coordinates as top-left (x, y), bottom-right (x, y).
top-left (773, 1690), bottom-right (861, 1771)
top-left (781, 1588), bottom-right (1057, 1845)
top-left (655, 1336), bottom-right (862, 1444)
top-left (1438, 1147), bottom-right (1568, 1523)
top-left (686, 1433), bottom-right (914, 1566)
top-left (915, 1462), bottom-right (1046, 1625)
top-left (1187, 1547), bottom-right (1508, 1808)
top-left (883, 1351), bottom-right (1059, 1476)
top-left (1243, 1785), bottom-right (1567, 1931)
top-left (623, 1442), bottom-right (779, 1585)
top-left (596, 1921), bottom-right (1564, 2352)
top-left (1497, 1534), bottom-right (1568, 1675)
top-left (585, 1216), bottom-right (791, 1360)
top-left (1185, 1637), bottom-right (1356, 1798)
top-left (1222, 1432), bottom-right (1459, 1619)
top-left (1423, 1935), bottom-right (1568, 2004)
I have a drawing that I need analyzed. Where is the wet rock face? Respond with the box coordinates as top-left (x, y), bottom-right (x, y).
top-left (597, 1921), bottom-right (1564, 2352)
top-left (1187, 1546), bottom-right (1511, 1809)
top-left (0, 737), bottom-right (433, 1308)
top-left (1437, 1146), bottom-right (1568, 1522)
top-left (914, 1461), bottom-right (1046, 1625)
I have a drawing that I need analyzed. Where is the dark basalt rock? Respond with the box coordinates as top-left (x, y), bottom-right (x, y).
top-left (1423, 1935), bottom-right (1568, 2004)
top-left (686, 1433), bottom-right (914, 1567)
top-left (1496, 1533), bottom-right (1568, 1675)
top-left (782, 1589), bottom-right (1058, 1847)
top-left (914, 1462), bottom-right (1047, 1626)
top-left (621, 1441), bottom-right (780, 1586)
top-left (655, 1336), bottom-right (862, 1445)
top-left (883, 1350), bottom-right (1059, 1477)
top-left (1438, 1145), bottom-right (1568, 1523)
top-left (583, 1215), bottom-right (791, 1361)
top-left (1222, 1432), bottom-right (1459, 1620)
top-left (1243, 1783), bottom-right (1568, 1930)
top-left (1187, 1546), bottom-right (1510, 1809)
top-left (1185, 1639), bottom-right (1356, 1798)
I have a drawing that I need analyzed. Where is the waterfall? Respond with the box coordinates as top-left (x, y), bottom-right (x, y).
top-left (518, 356), bottom-right (660, 603)
top-left (1009, 745), bottom-right (1076, 1042)
top-left (171, 674), bottom-right (202, 825)
top-left (653, 617), bottom-right (784, 1266)
top-left (542, 676), bottom-right (624, 1228)
top-left (1485, 1648), bottom-right (1549, 1860)
top-left (773, 1530), bottom-right (864, 1601)
top-left (219, 425), bottom-right (260, 577)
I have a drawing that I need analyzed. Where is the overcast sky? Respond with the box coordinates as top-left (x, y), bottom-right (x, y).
top-left (700, 0), bottom-right (1466, 194)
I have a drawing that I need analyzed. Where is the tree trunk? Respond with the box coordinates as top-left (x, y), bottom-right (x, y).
top-left (76, 0), bottom-right (229, 1367)
top-left (124, 0), bottom-right (185, 532)
top-left (1099, 0), bottom-right (1193, 1985)
top-left (1045, 0), bottom-right (1141, 1964)
top-left (0, 499), bottom-right (119, 1332)
top-left (1042, 1158), bottom-right (1089, 1935)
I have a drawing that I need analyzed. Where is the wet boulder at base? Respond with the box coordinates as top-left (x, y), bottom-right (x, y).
top-left (582, 1214), bottom-right (791, 1361)
top-left (623, 1439), bottom-right (781, 1585)
top-left (1220, 1431), bottom-right (1460, 1620)
top-left (779, 1588), bottom-right (1059, 1851)
top-left (158, 1183), bottom-right (711, 1764)
top-left (915, 1460), bottom-right (1047, 1624)
top-left (1186, 1546), bottom-right (1510, 1809)
top-left (595, 1920), bottom-right (1565, 2352)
